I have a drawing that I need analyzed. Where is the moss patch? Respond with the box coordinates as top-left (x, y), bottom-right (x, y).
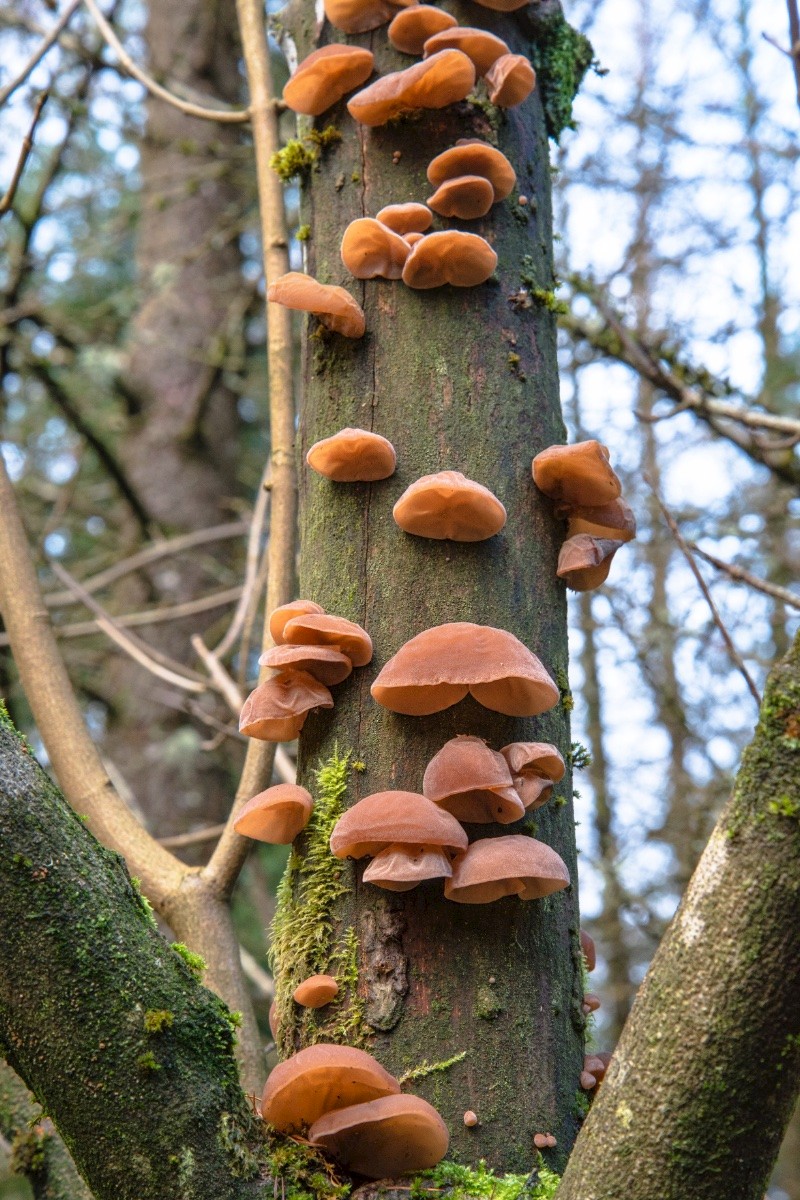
top-left (398, 1051), bottom-right (468, 1086)
top-left (410, 1159), bottom-right (560, 1200)
top-left (271, 126), bottom-right (342, 182)
top-left (529, 11), bottom-right (594, 140)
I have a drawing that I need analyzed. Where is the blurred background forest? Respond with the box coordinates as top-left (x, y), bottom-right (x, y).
top-left (1, 0), bottom-right (798, 1193)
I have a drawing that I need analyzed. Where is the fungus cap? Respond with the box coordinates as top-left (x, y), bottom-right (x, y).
top-left (404, 231), bottom-right (425, 246)
top-left (484, 54), bottom-right (536, 107)
top-left (423, 27), bottom-right (509, 75)
top-left (267, 272), bottom-right (365, 338)
top-left (557, 535), bottom-right (624, 592)
top-left (307, 427), bottom-right (397, 482)
top-left (427, 175), bottom-right (495, 220)
top-left (463, 1110), bottom-right (479, 1128)
top-left (427, 140), bottom-right (516, 200)
top-left (347, 50), bottom-right (476, 126)
top-left (499, 741), bottom-right (565, 809)
top-left (324, 0), bottom-right (417, 34)
top-left (388, 5), bottom-right (458, 54)
top-left (580, 929), bottom-right (596, 972)
top-left (393, 471), bottom-right (506, 541)
top-left (565, 497), bottom-right (636, 542)
top-left (330, 790), bottom-right (468, 859)
top-left (309, 1093), bottom-right (449, 1178)
top-left (532, 440), bottom-right (622, 507)
top-left (376, 202), bottom-right (433, 235)
top-left (423, 735), bottom-right (525, 824)
top-left (239, 671), bottom-right (333, 741)
top-left (402, 231), bottom-right (497, 288)
top-left (583, 993), bottom-right (602, 1014)
top-left (233, 784), bottom-right (314, 844)
top-left (293, 975), bottom-right (340, 1008)
top-left (259, 643), bottom-right (353, 687)
top-left (444, 835), bottom-right (570, 904)
top-left (269, 599), bottom-right (326, 645)
top-left (362, 844), bottom-right (456, 891)
top-left (341, 218), bottom-right (410, 279)
top-left (282, 612), bottom-right (373, 667)
top-left (261, 1043), bottom-right (400, 1133)
top-left (470, 0), bottom-right (528, 10)
top-left (371, 622), bottom-right (559, 716)
top-left (283, 45), bottom-right (374, 115)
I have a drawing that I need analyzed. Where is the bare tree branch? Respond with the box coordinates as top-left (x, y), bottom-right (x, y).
top-left (0, 92), bottom-right (48, 218)
top-left (210, 467), bottom-right (271, 659)
top-left (689, 543), bottom-right (800, 611)
top-left (0, 1), bottom-right (81, 106)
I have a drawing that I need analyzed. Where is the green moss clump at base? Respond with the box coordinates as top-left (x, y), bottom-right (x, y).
top-left (270, 750), bottom-right (370, 1054)
top-left (264, 1128), bottom-right (351, 1200)
top-left (271, 126), bottom-right (342, 182)
top-left (170, 942), bottom-right (207, 979)
top-left (410, 1159), bottom-right (560, 1200)
top-left (136, 1051), bottom-right (161, 1072)
top-left (143, 1009), bottom-right (174, 1034)
top-left (10, 1126), bottom-right (48, 1176)
top-left (529, 12), bottom-right (594, 140)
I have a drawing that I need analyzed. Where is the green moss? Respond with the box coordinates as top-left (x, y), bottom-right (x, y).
top-left (474, 986), bottom-right (504, 1021)
top-left (569, 742), bottom-right (591, 770)
top-left (170, 942), bottom-right (206, 979)
top-left (264, 1129), bottom-right (351, 1200)
top-left (398, 1051), bottom-right (467, 1086)
top-left (307, 125), bottom-right (343, 150)
top-left (271, 126), bottom-right (342, 182)
top-left (296, 224), bottom-right (312, 241)
top-left (573, 1089), bottom-right (590, 1120)
top-left (10, 1126), bottom-right (48, 1176)
top-left (143, 1009), bottom-right (174, 1034)
top-left (554, 667), bottom-right (574, 712)
top-left (136, 1051), bottom-right (162, 1072)
top-left (767, 795), bottom-right (800, 819)
top-left (351, 171), bottom-right (361, 183)
top-left (270, 750), bottom-right (370, 1054)
top-left (130, 876), bottom-right (157, 927)
top-left (410, 1159), bottom-right (560, 1200)
top-left (529, 11), bottom-right (594, 140)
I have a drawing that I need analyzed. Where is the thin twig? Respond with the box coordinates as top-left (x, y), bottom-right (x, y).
top-left (239, 946), bottom-right (274, 999)
top-left (159, 823), bottom-right (227, 848)
top-left (81, 0), bottom-right (250, 124)
top-left (0, 2), bottom-right (81, 106)
top-left (0, 92), bottom-right (49, 217)
top-left (190, 634), bottom-right (243, 710)
top-left (205, 0), bottom-right (297, 899)
top-left (689, 544), bottom-right (800, 611)
top-left (646, 478), bottom-right (761, 706)
top-left (0, 453), bottom-right (185, 903)
top-left (48, 562), bottom-right (208, 693)
top-left (211, 467), bottom-right (271, 659)
top-left (236, 543), bottom-right (270, 692)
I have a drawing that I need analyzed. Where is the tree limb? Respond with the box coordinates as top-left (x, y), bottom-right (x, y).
top-left (557, 630), bottom-right (800, 1200)
top-left (689, 543), bottom-right (800, 611)
top-left (0, 92), bottom-right (49, 218)
top-left (0, 2), bottom-right (81, 107)
top-left (0, 1060), bottom-right (92, 1200)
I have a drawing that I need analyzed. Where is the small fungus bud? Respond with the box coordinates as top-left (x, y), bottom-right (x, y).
top-left (580, 1070), bottom-right (597, 1090)
top-left (518, 195), bottom-right (528, 205)
top-left (533, 1133), bottom-right (548, 1149)
top-left (463, 1110), bottom-right (479, 1128)
top-left (546, 1135), bottom-right (557, 1148)
top-left (583, 993), bottom-right (602, 1014)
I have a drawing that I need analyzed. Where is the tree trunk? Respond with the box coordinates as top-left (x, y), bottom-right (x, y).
top-left (0, 707), bottom-right (264, 1200)
top-left (270, 1), bottom-right (591, 1173)
top-left (0, 1061), bottom-right (92, 1200)
top-left (557, 630), bottom-right (800, 1200)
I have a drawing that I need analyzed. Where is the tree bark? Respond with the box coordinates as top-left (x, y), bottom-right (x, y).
top-left (0, 1060), bottom-right (92, 1200)
top-left (271, 1), bottom-right (588, 1174)
top-left (0, 708), bottom-right (265, 1200)
top-left (557, 630), bottom-right (800, 1200)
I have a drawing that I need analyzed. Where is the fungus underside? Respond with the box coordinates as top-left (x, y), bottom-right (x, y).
top-left (270, 749), bottom-right (370, 1053)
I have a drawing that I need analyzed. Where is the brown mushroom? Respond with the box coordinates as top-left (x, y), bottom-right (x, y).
top-left (347, 50), bottom-right (476, 126)
top-left (388, 5), bottom-right (457, 54)
top-left (566, 497), bottom-right (636, 542)
top-left (341, 217), bottom-right (410, 279)
top-left (499, 742), bottom-right (565, 810)
top-left (532, 440), bottom-right (622, 507)
top-left (427, 175), bottom-right (496, 220)
top-left (371, 622), bottom-right (559, 716)
top-left (582, 993), bottom-right (602, 1015)
top-left (307, 427), bottom-right (397, 482)
top-left (267, 272), bottom-right (365, 338)
top-left (402, 230), bottom-right (497, 288)
top-left (233, 783), bottom-right (314, 843)
top-left (557, 535), bottom-right (624, 592)
top-left (269, 599), bottom-right (325, 645)
top-left (259, 644), bottom-right (353, 687)
top-left (239, 671), bottom-right (333, 741)
top-left (330, 790), bottom-right (468, 891)
top-left (376, 202), bottom-right (433, 235)
top-left (261, 1043), bottom-right (400, 1133)
top-left (309, 1093), bottom-right (449, 1177)
top-left (470, 0), bottom-right (527, 10)
top-left (580, 929), bottom-right (596, 972)
top-left (444, 835), bottom-right (570, 903)
top-left (427, 139), bottom-right (516, 201)
top-left (484, 54), bottom-right (536, 107)
top-left (423, 735), bottom-right (524, 824)
top-left (293, 974), bottom-right (340, 1008)
top-left (404, 231), bottom-right (425, 246)
top-left (463, 1110), bottom-right (479, 1128)
top-left (393, 471), bottom-right (506, 541)
top-left (324, 0), bottom-right (417, 34)
top-left (423, 27), bottom-right (509, 75)
top-left (283, 45), bottom-right (374, 115)
top-left (282, 612), bottom-right (373, 667)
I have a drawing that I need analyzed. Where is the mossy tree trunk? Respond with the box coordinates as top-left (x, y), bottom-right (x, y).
top-left (557, 631), bottom-right (800, 1200)
top-left (271, 1), bottom-right (591, 1174)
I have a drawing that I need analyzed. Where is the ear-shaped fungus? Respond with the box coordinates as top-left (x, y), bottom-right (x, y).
top-left (557, 534), bottom-right (625, 592)
top-left (566, 497), bottom-right (636, 542)
top-left (402, 231), bottom-right (497, 288)
top-left (293, 975), bottom-right (340, 1008)
top-left (484, 54), bottom-right (536, 106)
top-left (259, 643), bottom-right (353, 687)
top-left (309, 1093), bottom-right (449, 1177)
top-left (422, 27), bottom-right (509, 75)
top-left (267, 272), bottom-right (366, 338)
top-left (282, 612), bottom-right (373, 667)
top-left (580, 929), bottom-right (596, 972)
top-left (427, 175), bottom-right (496, 220)
top-left (376, 202), bottom-right (433, 234)
top-left (498, 741), bottom-right (565, 810)
top-left (330, 790), bottom-right (468, 891)
top-left (423, 735), bottom-right (524, 824)
top-left (371, 622), bottom-right (559, 716)
top-left (427, 140), bottom-right (516, 201)
top-left (341, 218), bottom-right (410, 279)
top-left (444, 835), bottom-right (570, 903)
top-left (388, 5), bottom-right (457, 54)
top-left (261, 1043), bottom-right (401, 1133)
top-left (233, 784), bottom-right (314, 843)
top-left (283, 45), bottom-right (374, 115)
top-left (269, 599), bottom-right (325, 644)
top-left (324, 0), bottom-right (417, 34)
top-left (532, 440), bottom-right (622, 508)
top-left (393, 471), bottom-right (506, 540)
top-left (347, 50), bottom-right (475, 125)
top-left (239, 671), bottom-right (334, 741)
top-left (307, 427), bottom-right (397, 481)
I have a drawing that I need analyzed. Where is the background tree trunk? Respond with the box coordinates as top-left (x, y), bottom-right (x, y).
top-left (271, 1), bottom-right (591, 1173)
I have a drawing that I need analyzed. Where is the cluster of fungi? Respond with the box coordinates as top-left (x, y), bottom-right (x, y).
top-left (237, 0), bottom-right (627, 1179)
